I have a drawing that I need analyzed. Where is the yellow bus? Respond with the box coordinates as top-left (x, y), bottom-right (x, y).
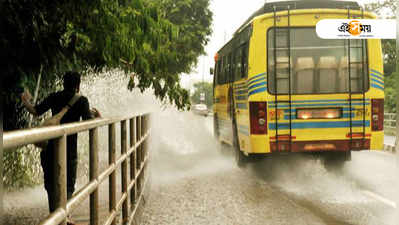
top-left (212, 0), bottom-right (384, 168)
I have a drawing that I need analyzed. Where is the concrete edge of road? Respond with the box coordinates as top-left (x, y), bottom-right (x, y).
top-left (383, 144), bottom-right (397, 153)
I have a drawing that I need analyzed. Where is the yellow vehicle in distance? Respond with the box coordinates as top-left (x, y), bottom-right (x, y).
top-left (211, 0), bottom-right (384, 168)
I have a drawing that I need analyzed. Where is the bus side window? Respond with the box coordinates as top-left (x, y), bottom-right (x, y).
top-left (234, 47), bottom-right (242, 81)
top-left (216, 58), bottom-right (222, 83)
top-left (218, 56), bottom-right (225, 85)
top-left (220, 56), bottom-right (228, 84)
top-left (228, 53), bottom-right (233, 83)
top-left (241, 43), bottom-right (249, 78)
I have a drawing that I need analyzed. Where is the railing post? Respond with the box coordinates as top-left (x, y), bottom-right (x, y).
top-left (144, 115), bottom-right (149, 158)
top-left (121, 120), bottom-right (129, 224)
top-left (136, 116), bottom-right (142, 193)
top-left (90, 128), bottom-right (99, 225)
top-left (129, 118), bottom-right (136, 206)
top-left (54, 135), bottom-right (67, 225)
top-left (108, 124), bottom-right (117, 225)
top-left (141, 115), bottom-right (146, 184)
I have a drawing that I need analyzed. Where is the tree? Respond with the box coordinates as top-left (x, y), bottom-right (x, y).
top-left (152, 0), bottom-right (213, 74)
top-left (365, 0), bottom-right (397, 76)
top-left (2, 0), bottom-right (212, 189)
top-left (2, 0), bottom-right (213, 131)
top-left (365, 0), bottom-right (397, 113)
top-left (191, 82), bottom-right (213, 108)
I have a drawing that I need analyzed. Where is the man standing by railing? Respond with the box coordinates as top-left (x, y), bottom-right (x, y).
top-left (20, 71), bottom-right (101, 215)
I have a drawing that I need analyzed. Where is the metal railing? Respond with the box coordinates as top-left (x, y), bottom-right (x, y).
top-left (3, 113), bottom-right (150, 225)
top-left (384, 113), bottom-right (397, 133)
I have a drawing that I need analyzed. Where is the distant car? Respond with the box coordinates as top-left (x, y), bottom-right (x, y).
top-left (192, 104), bottom-right (208, 116)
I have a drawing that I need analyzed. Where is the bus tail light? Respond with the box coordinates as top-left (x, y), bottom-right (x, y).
top-left (250, 102), bottom-right (267, 134)
top-left (371, 99), bottom-right (384, 131)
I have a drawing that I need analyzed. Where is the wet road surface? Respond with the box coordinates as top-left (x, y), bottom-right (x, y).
top-left (142, 110), bottom-right (398, 225)
top-left (3, 109), bottom-right (398, 225)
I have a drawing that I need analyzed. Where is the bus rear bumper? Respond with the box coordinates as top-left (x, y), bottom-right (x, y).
top-left (269, 139), bottom-right (370, 153)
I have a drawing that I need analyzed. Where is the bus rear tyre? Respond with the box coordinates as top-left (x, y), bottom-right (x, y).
top-left (213, 114), bottom-right (220, 139)
top-left (323, 151), bottom-right (351, 171)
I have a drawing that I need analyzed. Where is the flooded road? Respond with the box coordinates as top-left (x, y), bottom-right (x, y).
top-left (3, 107), bottom-right (398, 225)
top-left (142, 110), bottom-right (399, 225)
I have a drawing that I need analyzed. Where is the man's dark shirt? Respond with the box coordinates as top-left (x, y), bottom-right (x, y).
top-left (35, 90), bottom-right (93, 159)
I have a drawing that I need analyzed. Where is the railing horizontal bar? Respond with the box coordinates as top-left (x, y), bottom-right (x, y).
top-left (116, 192), bottom-right (128, 218)
top-left (5, 114), bottom-right (151, 225)
top-left (128, 175), bottom-right (149, 225)
top-left (127, 156), bottom-right (148, 192)
top-left (117, 112), bottom-right (151, 123)
top-left (67, 179), bottom-right (98, 213)
top-left (102, 191), bottom-right (129, 225)
top-left (4, 115), bottom-right (150, 150)
top-left (66, 131), bottom-right (150, 214)
top-left (103, 156), bottom-right (150, 225)
top-left (126, 131), bottom-right (149, 157)
top-left (38, 208), bottom-right (67, 225)
top-left (102, 209), bottom-right (119, 225)
top-left (4, 119), bottom-right (111, 150)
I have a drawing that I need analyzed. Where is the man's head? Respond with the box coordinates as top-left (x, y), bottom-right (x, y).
top-left (63, 71), bottom-right (81, 92)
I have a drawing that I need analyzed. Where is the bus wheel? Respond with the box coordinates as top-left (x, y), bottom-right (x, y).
top-left (233, 121), bottom-right (249, 168)
top-left (323, 151), bottom-right (351, 171)
top-left (213, 114), bottom-right (219, 139)
top-left (217, 141), bottom-right (231, 156)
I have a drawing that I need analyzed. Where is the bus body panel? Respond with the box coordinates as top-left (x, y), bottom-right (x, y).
top-left (214, 83), bottom-right (234, 145)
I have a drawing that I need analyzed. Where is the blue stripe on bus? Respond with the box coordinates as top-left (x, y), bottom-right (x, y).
top-left (234, 87), bottom-right (248, 92)
top-left (269, 120), bottom-right (370, 130)
top-left (370, 69), bottom-right (383, 76)
top-left (371, 78), bottom-right (384, 86)
top-left (270, 99), bottom-right (369, 104)
top-left (235, 90), bottom-right (247, 95)
top-left (247, 77), bottom-right (267, 87)
top-left (234, 83), bottom-right (248, 88)
top-left (238, 125), bottom-right (250, 136)
top-left (269, 103), bottom-right (370, 108)
top-left (370, 72), bottom-right (384, 79)
top-left (238, 130), bottom-right (249, 136)
top-left (248, 82), bottom-right (267, 91)
top-left (235, 95), bottom-right (248, 101)
top-left (371, 73), bottom-right (384, 82)
top-left (371, 83), bottom-right (384, 91)
top-left (248, 72), bottom-right (266, 82)
top-left (248, 87), bottom-right (267, 96)
top-left (236, 103), bottom-right (247, 109)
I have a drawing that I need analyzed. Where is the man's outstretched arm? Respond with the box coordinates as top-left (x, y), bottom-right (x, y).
top-left (21, 89), bottom-right (52, 117)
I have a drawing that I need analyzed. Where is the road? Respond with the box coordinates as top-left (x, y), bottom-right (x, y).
top-left (142, 110), bottom-right (399, 225)
top-left (3, 109), bottom-right (398, 225)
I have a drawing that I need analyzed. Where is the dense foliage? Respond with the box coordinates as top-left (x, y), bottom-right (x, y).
top-left (191, 82), bottom-right (213, 108)
top-left (366, 0), bottom-right (397, 113)
top-left (2, 0), bottom-right (213, 131)
top-left (2, 0), bottom-right (212, 188)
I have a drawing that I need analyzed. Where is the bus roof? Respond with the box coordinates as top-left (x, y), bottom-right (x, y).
top-left (235, 0), bottom-right (362, 35)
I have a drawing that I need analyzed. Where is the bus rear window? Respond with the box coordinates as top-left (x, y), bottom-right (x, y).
top-left (267, 27), bottom-right (369, 95)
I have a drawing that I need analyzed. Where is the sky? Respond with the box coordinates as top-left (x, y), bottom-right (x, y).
top-left (180, 0), bottom-right (380, 91)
